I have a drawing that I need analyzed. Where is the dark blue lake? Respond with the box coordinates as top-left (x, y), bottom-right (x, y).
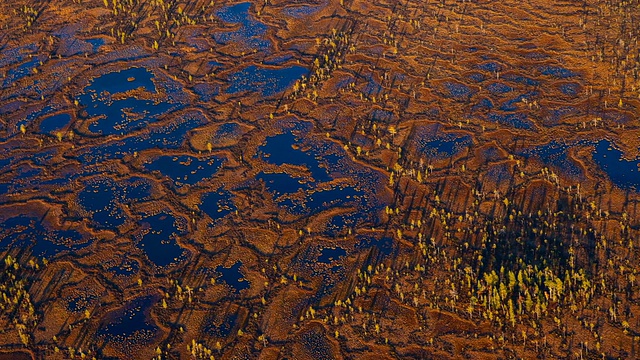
top-left (593, 139), bottom-right (640, 190)
top-left (216, 261), bottom-right (250, 293)
top-left (227, 65), bottom-right (307, 97)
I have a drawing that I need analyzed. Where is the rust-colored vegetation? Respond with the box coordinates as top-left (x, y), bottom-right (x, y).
top-left (1, 0), bottom-right (640, 359)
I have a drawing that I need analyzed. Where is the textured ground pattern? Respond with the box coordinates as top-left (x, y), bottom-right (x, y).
top-left (1, 0), bottom-right (640, 359)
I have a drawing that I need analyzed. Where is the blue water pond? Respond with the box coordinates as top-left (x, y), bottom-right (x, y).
top-left (77, 67), bottom-right (175, 135)
top-left (137, 213), bottom-right (187, 267)
top-left (227, 65), bottom-right (307, 97)
top-left (200, 188), bottom-right (236, 221)
top-left (214, 2), bottom-right (270, 50)
top-left (216, 261), bottom-right (250, 293)
top-left (0, 215), bottom-right (89, 259)
top-left (143, 155), bottom-right (224, 187)
top-left (593, 140), bottom-right (640, 190)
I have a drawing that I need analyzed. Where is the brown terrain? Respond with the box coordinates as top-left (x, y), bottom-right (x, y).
top-left (0, 0), bottom-right (640, 359)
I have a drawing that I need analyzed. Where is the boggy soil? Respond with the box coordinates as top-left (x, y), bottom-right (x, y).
top-left (1, 0), bottom-right (640, 359)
